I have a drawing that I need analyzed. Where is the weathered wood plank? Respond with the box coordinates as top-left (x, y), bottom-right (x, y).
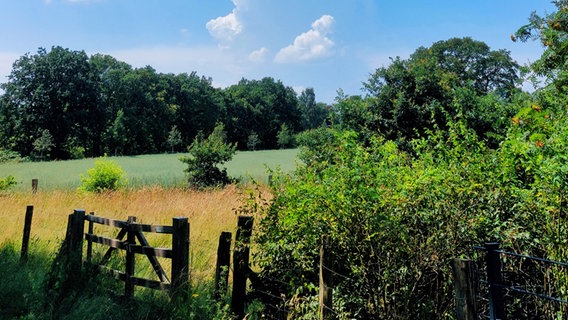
top-left (453, 258), bottom-right (478, 320)
top-left (85, 233), bottom-right (127, 250)
top-left (319, 235), bottom-right (333, 320)
top-left (130, 223), bottom-right (173, 234)
top-left (85, 215), bottom-right (173, 234)
top-left (232, 216), bottom-right (254, 320)
top-left (85, 215), bottom-right (128, 228)
top-left (20, 205), bottom-right (34, 263)
top-left (131, 276), bottom-right (171, 290)
top-left (215, 231), bottom-right (232, 300)
top-left (172, 217), bottom-right (190, 296)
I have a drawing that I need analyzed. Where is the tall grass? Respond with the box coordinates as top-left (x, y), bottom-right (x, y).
top-left (0, 185), bottom-right (265, 319)
top-left (0, 185), bottom-right (249, 281)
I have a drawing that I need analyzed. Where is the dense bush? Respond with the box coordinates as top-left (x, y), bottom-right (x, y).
top-left (180, 124), bottom-right (236, 189)
top-left (78, 157), bottom-right (126, 193)
top-left (252, 109), bottom-right (568, 318)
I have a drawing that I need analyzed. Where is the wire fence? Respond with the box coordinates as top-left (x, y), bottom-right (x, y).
top-left (473, 243), bottom-right (568, 319)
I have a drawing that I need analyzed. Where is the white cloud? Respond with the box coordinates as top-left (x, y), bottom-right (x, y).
top-left (206, 0), bottom-right (244, 43)
top-left (275, 15), bottom-right (335, 63)
top-left (249, 47), bottom-right (268, 62)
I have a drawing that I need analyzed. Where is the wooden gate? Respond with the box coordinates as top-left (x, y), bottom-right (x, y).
top-left (66, 209), bottom-right (189, 297)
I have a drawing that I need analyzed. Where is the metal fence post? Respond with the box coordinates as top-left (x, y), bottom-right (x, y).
top-left (485, 242), bottom-right (506, 320)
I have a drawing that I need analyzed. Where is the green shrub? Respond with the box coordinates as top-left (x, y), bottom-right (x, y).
top-left (0, 175), bottom-right (17, 191)
top-left (0, 149), bottom-right (26, 163)
top-left (252, 121), bottom-right (553, 319)
top-left (180, 124), bottom-right (236, 189)
top-left (78, 157), bottom-right (126, 193)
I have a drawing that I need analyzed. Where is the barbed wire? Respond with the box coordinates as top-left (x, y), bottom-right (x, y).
top-left (322, 265), bottom-right (355, 282)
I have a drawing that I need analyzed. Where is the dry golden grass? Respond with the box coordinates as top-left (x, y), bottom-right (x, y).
top-left (0, 185), bottom-right (258, 282)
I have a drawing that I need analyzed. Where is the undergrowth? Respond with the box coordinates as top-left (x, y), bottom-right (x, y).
top-left (0, 239), bottom-right (238, 320)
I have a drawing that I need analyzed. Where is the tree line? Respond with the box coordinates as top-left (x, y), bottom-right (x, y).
top-left (0, 36), bottom-right (524, 163)
top-left (0, 47), bottom-right (330, 160)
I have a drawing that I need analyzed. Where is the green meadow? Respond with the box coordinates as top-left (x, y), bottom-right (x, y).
top-left (0, 149), bottom-right (299, 191)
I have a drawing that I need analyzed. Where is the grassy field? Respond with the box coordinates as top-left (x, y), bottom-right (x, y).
top-left (0, 148), bottom-right (298, 280)
top-left (0, 148), bottom-right (299, 191)
top-left (0, 149), bottom-right (295, 318)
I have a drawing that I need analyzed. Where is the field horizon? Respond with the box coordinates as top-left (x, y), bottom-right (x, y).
top-left (0, 148), bottom-right (299, 192)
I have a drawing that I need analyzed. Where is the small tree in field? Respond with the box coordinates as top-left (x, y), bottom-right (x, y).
top-left (277, 123), bottom-right (295, 149)
top-left (33, 129), bottom-right (54, 161)
top-left (180, 124), bottom-right (237, 189)
top-left (247, 131), bottom-right (260, 150)
top-left (167, 125), bottom-right (183, 153)
top-left (78, 157), bottom-right (126, 193)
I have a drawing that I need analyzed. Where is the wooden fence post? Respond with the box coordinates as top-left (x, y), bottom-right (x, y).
top-left (214, 231), bottom-right (232, 300)
top-left (485, 242), bottom-right (506, 320)
top-left (31, 179), bottom-right (38, 194)
top-left (319, 235), bottom-right (333, 320)
top-left (232, 216), bottom-right (254, 320)
top-left (453, 258), bottom-right (478, 320)
top-left (171, 217), bottom-right (190, 297)
top-left (125, 216), bottom-right (137, 297)
top-left (20, 205), bottom-right (34, 263)
top-left (68, 209), bottom-right (86, 280)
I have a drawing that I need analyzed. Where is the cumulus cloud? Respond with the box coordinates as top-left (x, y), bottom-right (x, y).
top-left (249, 47), bottom-right (268, 62)
top-left (275, 15), bottom-right (335, 63)
top-left (206, 0), bottom-right (244, 42)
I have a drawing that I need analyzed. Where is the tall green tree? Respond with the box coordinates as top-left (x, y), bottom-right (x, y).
top-left (360, 37), bottom-right (521, 149)
top-left (298, 87), bottom-right (330, 130)
top-left (89, 53), bottom-right (133, 155)
top-left (0, 46), bottom-right (100, 159)
top-left (223, 77), bottom-right (301, 150)
top-left (167, 72), bottom-right (223, 147)
top-left (179, 123), bottom-right (236, 189)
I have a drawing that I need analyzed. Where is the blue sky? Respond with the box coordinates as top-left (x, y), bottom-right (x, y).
top-left (0, 0), bottom-right (556, 103)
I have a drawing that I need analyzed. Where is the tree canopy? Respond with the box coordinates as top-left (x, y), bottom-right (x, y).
top-left (335, 37), bottom-right (522, 149)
